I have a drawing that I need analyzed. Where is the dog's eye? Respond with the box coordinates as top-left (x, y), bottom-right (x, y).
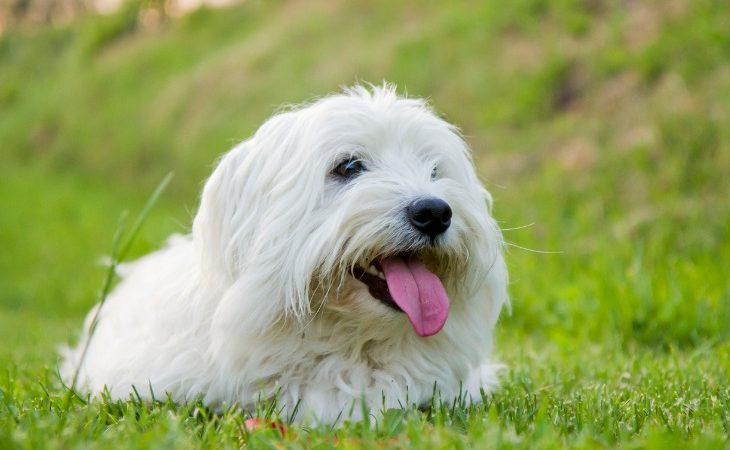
top-left (333, 157), bottom-right (366, 180)
top-left (431, 166), bottom-right (438, 180)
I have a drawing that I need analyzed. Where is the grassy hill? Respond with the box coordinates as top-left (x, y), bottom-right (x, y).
top-left (1, 0), bottom-right (729, 448)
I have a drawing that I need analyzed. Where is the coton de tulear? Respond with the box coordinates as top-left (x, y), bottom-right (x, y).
top-left (61, 84), bottom-right (508, 424)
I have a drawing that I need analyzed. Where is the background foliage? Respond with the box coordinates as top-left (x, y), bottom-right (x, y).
top-left (1, 0), bottom-right (729, 448)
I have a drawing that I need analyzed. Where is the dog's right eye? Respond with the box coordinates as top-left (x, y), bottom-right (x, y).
top-left (333, 157), bottom-right (366, 180)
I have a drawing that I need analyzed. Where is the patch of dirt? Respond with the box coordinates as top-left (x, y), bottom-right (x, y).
top-left (551, 63), bottom-right (589, 113)
top-left (552, 137), bottom-right (598, 172)
top-left (592, 71), bottom-right (640, 114)
top-left (615, 125), bottom-right (657, 153)
top-left (624, 3), bottom-right (661, 50)
top-left (500, 34), bottom-right (545, 73)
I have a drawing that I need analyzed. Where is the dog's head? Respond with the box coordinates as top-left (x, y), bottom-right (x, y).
top-left (194, 84), bottom-right (504, 338)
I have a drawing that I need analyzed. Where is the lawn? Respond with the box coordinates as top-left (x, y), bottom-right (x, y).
top-left (1, 0), bottom-right (729, 448)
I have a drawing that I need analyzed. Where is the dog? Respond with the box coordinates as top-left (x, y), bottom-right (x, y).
top-left (61, 84), bottom-right (508, 424)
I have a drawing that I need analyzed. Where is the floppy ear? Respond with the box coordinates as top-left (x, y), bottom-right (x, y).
top-left (193, 113), bottom-right (328, 339)
top-left (192, 142), bottom-right (248, 283)
top-left (194, 140), bottom-right (296, 347)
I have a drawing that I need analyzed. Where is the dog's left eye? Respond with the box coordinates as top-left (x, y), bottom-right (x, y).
top-left (333, 157), bottom-right (366, 180)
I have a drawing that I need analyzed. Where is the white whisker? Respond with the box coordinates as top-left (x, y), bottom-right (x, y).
top-left (505, 241), bottom-right (563, 254)
top-left (500, 222), bottom-right (536, 232)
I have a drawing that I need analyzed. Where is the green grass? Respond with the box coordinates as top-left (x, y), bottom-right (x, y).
top-left (1, 0), bottom-right (729, 448)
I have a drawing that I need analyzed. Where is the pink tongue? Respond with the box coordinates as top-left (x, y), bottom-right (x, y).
top-left (380, 255), bottom-right (450, 337)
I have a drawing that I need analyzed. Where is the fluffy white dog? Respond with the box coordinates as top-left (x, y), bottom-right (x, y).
top-left (61, 84), bottom-right (508, 424)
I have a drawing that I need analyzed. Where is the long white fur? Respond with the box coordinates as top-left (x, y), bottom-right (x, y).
top-left (60, 84), bottom-right (508, 424)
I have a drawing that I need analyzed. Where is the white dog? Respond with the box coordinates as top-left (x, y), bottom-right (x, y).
top-left (61, 84), bottom-right (508, 424)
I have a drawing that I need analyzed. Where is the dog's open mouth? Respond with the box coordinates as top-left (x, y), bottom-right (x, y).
top-left (353, 254), bottom-right (450, 337)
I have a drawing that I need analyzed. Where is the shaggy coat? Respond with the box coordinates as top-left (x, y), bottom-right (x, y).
top-left (61, 85), bottom-right (508, 424)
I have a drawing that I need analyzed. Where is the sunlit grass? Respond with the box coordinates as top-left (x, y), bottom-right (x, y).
top-left (1, 0), bottom-right (729, 448)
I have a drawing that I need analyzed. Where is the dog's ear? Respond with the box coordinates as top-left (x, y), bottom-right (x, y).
top-left (192, 118), bottom-right (323, 330)
top-left (192, 143), bottom-right (248, 283)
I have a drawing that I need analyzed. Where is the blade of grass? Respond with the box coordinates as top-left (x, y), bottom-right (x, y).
top-left (116, 172), bottom-right (174, 261)
top-left (57, 172), bottom-right (173, 429)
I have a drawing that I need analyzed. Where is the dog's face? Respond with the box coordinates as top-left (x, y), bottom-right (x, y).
top-left (194, 85), bottom-right (502, 338)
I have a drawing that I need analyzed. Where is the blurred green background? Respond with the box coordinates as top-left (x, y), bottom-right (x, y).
top-left (1, 0), bottom-right (729, 447)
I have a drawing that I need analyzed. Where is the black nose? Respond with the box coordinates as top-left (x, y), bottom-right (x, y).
top-left (407, 197), bottom-right (452, 239)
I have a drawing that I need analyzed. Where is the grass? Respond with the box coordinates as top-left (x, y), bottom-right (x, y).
top-left (1, 0), bottom-right (729, 448)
